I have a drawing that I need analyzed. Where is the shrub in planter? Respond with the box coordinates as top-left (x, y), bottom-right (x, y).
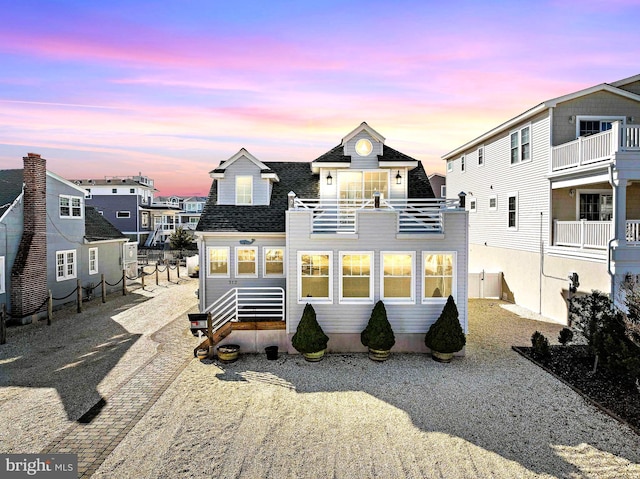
top-left (558, 327), bottom-right (574, 346)
top-left (291, 303), bottom-right (329, 361)
top-left (531, 331), bottom-right (550, 358)
top-left (424, 296), bottom-right (466, 362)
top-left (361, 301), bottom-right (395, 361)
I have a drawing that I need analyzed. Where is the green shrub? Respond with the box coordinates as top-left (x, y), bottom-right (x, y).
top-left (361, 301), bottom-right (396, 351)
top-left (424, 296), bottom-right (466, 354)
top-left (531, 331), bottom-right (550, 358)
top-left (291, 304), bottom-right (329, 354)
top-left (558, 327), bottom-right (574, 346)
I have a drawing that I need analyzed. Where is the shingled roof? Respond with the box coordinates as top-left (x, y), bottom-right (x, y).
top-left (197, 162), bottom-right (318, 233)
top-left (197, 159), bottom-right (434, 234)
top-left (0, 169), bottom-right (24, 219)
top-left (84, 207), bottom-right (127, 242)
top-left (312, 144), bottom-right (420, 164)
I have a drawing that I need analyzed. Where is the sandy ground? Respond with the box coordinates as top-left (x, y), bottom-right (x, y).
top-left (2, 286), bottom-right (639, 478)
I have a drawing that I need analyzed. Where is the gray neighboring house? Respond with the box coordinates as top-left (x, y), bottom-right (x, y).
top-left (195, 123), bottom-right (468, 353)
top-left (1, 154), bottom-right (129, 324)
top-left (428, 173), bottom-right (446, 199)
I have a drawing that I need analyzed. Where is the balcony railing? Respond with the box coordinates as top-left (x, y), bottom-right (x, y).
top-left (292, 197), bottom-right (455, 233)
top-left (551, 124), bottom-right (640, 172)
top-left (554, 220), bottom-right (640, 249)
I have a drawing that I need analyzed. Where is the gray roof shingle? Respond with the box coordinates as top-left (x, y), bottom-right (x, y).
top-left (0, 169), bottom-right (24, 218)
top-left (84, 207), bottom-right (127, 242)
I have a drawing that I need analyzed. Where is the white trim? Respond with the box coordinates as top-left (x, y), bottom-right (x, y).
top-left (206, 246), bottom-right (230, 278)
top-left (507, 192), bottom-right (519, 230)
top-left (575, 115), bottom-right (625, 138)
top-left (263, 246), bottom-right (286, 277)
top-left (380, 251), bottom-right (415, 304)
top-left (341, 122), bottom-right (385, 145)
top-left (509, 124), bottom-right (532, 165)
top-left (477, 146), bottom-right (484, 166)
top-left (575, 188), bottom-right (613, 221)
top-left (235, 246), bottom-right (258, 277)
top-left (297, 251), bottom-right (333, 304)
top-left (421, 251), bottom-right (456, 304)
top-left (460, 155), bottom-right (466, 172)
top-left (468, 197), bottom-right (477, 213)
top-left (488, 195), bottom-right (498, 211)
top-left (46, 170), bottom-right (87, 195)
top-left (56, 249), bottom-right (77, 281)
top-left (212, 148), bottom-right (270, 175)
top-left (0, 256), bottom-right (5, 294)
top-left (440, 185), bottom-right (446, 198)
top-left (59, 194), bottom-right (84, 219)
top-left (88, 247), bottom-right (99, 275)
top-left (446, 160), bottom-right (453, 173)
top-left (116, 211), bottom-right (130, 218)
top-left (339, 251), bottom-right (374, 304)
top-left (235, 176), bottom-right (253, 205)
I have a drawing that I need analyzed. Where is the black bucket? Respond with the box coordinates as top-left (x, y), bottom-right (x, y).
top-left (265, 346), bottom-right (279, 360)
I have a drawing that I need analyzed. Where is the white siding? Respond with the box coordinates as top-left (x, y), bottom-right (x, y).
top-left (446, 111), bottom-right (551, 254)
top-left (286, 208), bottom-right (468, 335)
top-left (343, 131), bottom-right (382, 169)
top-left (217, 156), bottom-right (271, 205)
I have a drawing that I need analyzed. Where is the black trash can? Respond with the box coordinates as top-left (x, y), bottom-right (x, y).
top-left (265, 346), bottom-right (279, 360)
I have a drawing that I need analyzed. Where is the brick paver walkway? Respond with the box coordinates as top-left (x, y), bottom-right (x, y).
top-left (42, 312), bottom-right (197, 478)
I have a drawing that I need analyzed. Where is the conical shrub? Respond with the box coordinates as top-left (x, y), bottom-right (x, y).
top-left (425, 296), bottom-right (466, 354)
top-left (361, 300), bottom-right (396, 350)
top-left (291, 303), bottom-right (329, 354)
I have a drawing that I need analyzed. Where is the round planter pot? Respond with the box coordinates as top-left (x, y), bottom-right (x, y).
top-left (217, 344), bottom-right (240, 363)
top-left (368, 348), bottom-right (390, 362)
top-left (431, 350), bottom-right (454, 363)
top-left (302, 349), bottom-right (326, 362)
top-left (196, 348), bottom-right (208, 361)
top-left (265, 345), bottom-right (279, 360)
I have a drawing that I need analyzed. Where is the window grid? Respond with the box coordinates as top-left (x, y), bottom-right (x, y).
top-left (89, 248), bottom-right (98, 275)
top-left (236, 247), bottom-right (257, 276)
top-left (59, 195), bottom-right (83, 218)
top-left (340, 253), bottom-right (373, 302)
top-left (510, 126), bottom-right (531, 165)
top-left (207, 247), bottom-right (229, 277)
top-left (299, 252), bottom-right (332, 302)
top-left (264, 248), bottom-right (285, 276)
top-left (381, 252), bottom-right (414, 302)
top-left (508, 195), bottom-right (517, 228)
top-left (423, 253), bottom-right (455, 301)
top-left (56, 250), bottom-right (77, 281)
top-left (236, 176), bottom-right (253, 205)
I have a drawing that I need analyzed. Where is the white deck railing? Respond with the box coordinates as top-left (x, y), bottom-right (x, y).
top-left (553, 220), bottom-right (612, 250)
top-left (204, 287), bottom-right (285, 333)
top-left (292, 197), bottom-right (455, 233)
top-left (627, 220), bottom-right (640, 245)
top-left (551, 124), bottom-right (640, 172)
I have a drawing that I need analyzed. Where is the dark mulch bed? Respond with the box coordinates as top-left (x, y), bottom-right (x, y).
top-left (513, 344), bottom-right (640, 435)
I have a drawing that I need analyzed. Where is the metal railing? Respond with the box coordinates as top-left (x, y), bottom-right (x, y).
top-left (204, 287), bottom-right (285, 333)
top-left (292, 197), bottom-right (453, 233)
top-left (551, 124), bottom-right (640, 172)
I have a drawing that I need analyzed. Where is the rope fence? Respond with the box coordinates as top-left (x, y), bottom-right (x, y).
top-left (1, 264), bottom-right (186, 345)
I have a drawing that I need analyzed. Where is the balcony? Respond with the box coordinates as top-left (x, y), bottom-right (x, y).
top-left (292, 197), bottom-right (457, 234)
top-left (551, 124), bottom-right (640, 172)
top-left (553, 220), bottom-right (640, 249)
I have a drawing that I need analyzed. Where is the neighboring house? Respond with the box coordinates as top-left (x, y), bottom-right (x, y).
top-left (443, 74), bottom-right (640, 324)
top-left (1, 154), bottom-right (130, 324)
top-left (156, 195), bottom-right (206, 239)
top-left (70, 173), bottom-right (177, 246)
top-left (428, 173), bottom-right (446, 199)
top-left (178, 196), bottom-right (206, 232)
top-left (195, 122), bottom-right (468, 353)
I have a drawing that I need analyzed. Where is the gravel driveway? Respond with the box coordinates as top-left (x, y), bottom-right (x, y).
top-left (2, 285), bottom-right (639, 478)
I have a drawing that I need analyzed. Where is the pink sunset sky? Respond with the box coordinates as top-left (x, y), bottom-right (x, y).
top-left (1, 0), bottom-right (638, 196)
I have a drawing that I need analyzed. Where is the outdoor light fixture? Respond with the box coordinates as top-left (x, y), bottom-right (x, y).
top-left (326, 172), bottom-right (333, 185)
top-left (395, 170), bottom-right (402, 185)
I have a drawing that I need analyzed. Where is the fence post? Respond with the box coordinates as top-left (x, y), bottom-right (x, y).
top-left (177, 261), bottom-right (180, 278)
top-left (155, 267), bottom-right (159, 286)
top-left (48, 290), bottom-right (53, 325)
top-left (101, 274), bottom-right (106, 303)
top-left (141, 271), bottom-right (145, 289)
top-left (77, 279), bottom-right (82, 313)
top-left (1, 303), bottom-right (7, 345)
top-left (122, 269), bottom-right (127, 296)
top-left (167, 264), bottom-right (171, 283)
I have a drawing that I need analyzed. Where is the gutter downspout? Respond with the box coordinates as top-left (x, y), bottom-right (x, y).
top-left (607, 164), bottom-right (617, 300)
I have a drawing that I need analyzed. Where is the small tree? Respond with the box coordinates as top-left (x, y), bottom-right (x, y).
top-left (291, 304), bottom-right (329, 354)
top-left (558, 327), bottom-right (574, 346)
top-left (169, 226), bottom-right (193, 251)
top-left (361, 301), bottom-right (396, 351)
top-left (425, 296), bottom-right (466, 354)
top-left (531, 331), bottom-right (550, 358)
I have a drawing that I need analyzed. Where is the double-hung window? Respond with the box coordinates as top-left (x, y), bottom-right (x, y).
top-left (236, 176), bottom-right (253, 205)
top-left (381, 252), bottom-right (414, 302)
top-left (423, 252), bottom-right (455, 301)
top-left (508, 194), bottom-right (518, 229)
top-left (478, 147), bottom-right (484, 166)
top-left (236, 247), bottom-right (257, 277)
top-left (88, 247), bottom-right (98, 275)
top-left (510, 126), bottom-right (531, 164)
top-left (56, 250), bottom-right (77, 281)
top-left (488, 195), bottom-right (497, 211)
top-left (59, 195), bottom-right (83, 218)
top-left (207, 247), bottom-right (229, 277)
top-left (461, 156), bottom-right (466, 172)
top-left (264, 248), bottom-right (285, 276)
top-left (298, 252), bottom-right (332, 302)
top-left (340, 252), bottom-right (373, 303)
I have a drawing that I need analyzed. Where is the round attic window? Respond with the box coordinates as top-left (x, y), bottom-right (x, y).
top-left (355, 138), bottom-right (373, 156)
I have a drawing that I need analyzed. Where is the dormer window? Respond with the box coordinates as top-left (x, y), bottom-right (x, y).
top-left (355, 138), bottom-right (373, 156)
top-left (236, 176), bottom-right (253, 205)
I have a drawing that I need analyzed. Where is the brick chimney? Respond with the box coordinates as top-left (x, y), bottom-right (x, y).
top-left (10, 153), bottom-right (48, 324)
